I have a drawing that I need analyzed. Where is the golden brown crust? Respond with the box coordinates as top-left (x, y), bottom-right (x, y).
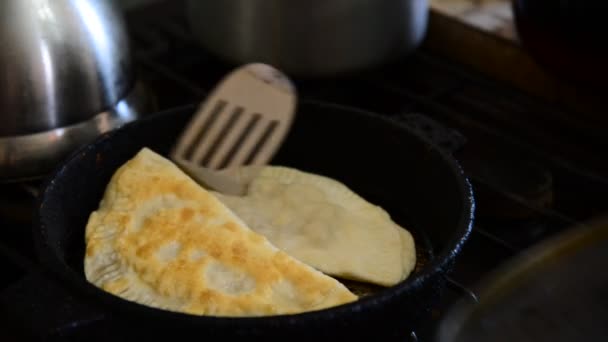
top-left (84, 148), bottom-right (357, 316)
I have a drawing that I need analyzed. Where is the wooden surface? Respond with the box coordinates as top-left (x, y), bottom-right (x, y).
top-left (430, 0), bottom-right (517, 41)
top-left (426, 0), bottom-right (604, 120)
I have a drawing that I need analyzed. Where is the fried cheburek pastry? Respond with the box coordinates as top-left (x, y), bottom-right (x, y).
top-left (84, 148), bottom-right (357, 316)
top-left (215, 166), bottom-right (416, 287)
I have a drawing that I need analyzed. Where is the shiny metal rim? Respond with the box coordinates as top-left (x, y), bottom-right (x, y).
top-left (435, 218), bottom-right (608, 342)
top-left (0, 82), bottom-right (147, 182)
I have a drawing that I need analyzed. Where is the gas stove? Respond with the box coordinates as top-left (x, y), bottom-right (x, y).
top-left (1, 1), bottom-right (608, 341)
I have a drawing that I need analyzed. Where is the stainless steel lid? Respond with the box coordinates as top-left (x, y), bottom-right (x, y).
top-left (436, 216), bottom-right (608, 342)
top-left (0, 0), bottom-right (146, 181)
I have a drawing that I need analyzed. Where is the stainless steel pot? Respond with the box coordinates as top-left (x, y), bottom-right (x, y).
top-left (0, 0), bottom-right (146, 182)
top-left (186, 0), bottom-right (429, 77)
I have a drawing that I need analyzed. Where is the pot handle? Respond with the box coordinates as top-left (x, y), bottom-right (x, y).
top-left (0, 267), bottom-right (106, 340)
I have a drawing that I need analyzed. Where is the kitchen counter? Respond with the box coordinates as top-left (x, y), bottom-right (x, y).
top-left (427, 0), bottom-right (605, 127)
top-left (431, 0), bottom-right (517, 41)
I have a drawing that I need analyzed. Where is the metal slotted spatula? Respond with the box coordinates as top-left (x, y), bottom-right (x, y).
top-left (170, 63), bottom-right (296, 195)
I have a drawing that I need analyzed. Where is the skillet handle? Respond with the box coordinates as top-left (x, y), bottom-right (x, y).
top-left (0, 268), bottom-right (106, 340)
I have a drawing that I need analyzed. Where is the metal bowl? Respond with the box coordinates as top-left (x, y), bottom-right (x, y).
top-left (0, 0), bottom-right (145, 181)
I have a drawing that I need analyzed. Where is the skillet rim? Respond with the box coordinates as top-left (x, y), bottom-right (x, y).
top-left (33, 100), bottom-right (474, 327)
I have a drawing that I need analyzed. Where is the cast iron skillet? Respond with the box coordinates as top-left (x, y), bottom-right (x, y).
top-left (33, 101), bottom-right (474, 341)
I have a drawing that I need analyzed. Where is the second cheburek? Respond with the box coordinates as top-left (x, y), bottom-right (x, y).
top-left (214, 167), bottom-right (416, 287)
top-left (84, 148), bottom-right (357, 317)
